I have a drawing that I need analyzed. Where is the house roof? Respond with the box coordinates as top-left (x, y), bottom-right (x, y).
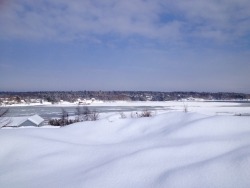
top-left (27, 115), bottom-right (44, 125)
top-left (5, 114), bottom-right (44, 127)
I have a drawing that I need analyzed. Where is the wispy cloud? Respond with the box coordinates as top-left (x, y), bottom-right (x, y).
top-left (1, 0), bottom-right (249, 47)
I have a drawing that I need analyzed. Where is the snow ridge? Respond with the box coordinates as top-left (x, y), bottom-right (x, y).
top-left (0, 112), bottom-right (250, 188)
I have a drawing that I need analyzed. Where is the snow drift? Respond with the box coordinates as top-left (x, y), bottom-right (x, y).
top-left (1, 112), bottom-right (250, 188)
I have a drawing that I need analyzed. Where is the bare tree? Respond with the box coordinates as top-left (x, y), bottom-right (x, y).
top-left (83, 107), bottom-right (91, 121)
top-left (76, 106), bottom-right (99, 121)
top-left (89, 110), bottom-right (99, 121)
top-left (49, 108), bottom-right (73, 126)
top-left (183, 103), bottom-right (188, 113)
top-left (49, 106), bottom-right (100, 126)
top-left (61, 108), bottom-right (69, 125)
top-left (75, 105), bottom-right (82, 121)
top-left (0, 107), bottom-right (11, 127)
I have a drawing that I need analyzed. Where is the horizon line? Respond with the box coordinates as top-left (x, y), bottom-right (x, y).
top-left (0, 90), bottom-right (249, 95)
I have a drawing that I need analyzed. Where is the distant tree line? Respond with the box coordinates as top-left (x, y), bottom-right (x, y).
top-left (0, 91), bottom-right (249, 104)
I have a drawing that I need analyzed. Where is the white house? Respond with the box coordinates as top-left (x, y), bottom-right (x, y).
top-left (78, 99), bottom-right (92, 105)
top-left (7, 115), bottom-right (44, 127)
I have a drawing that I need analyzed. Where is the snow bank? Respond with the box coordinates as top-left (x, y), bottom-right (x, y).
top-left (0, 112), bottom-right (250, 188)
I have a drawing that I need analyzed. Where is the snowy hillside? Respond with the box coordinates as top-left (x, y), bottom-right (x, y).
top-left (1, 110), bottom-right (250, 187)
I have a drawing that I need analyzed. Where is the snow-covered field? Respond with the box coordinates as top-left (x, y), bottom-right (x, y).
top-left (1, 101), bottom-right (250, 188)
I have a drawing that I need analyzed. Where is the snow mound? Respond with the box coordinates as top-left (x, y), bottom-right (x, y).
top-left (0, 112), bottom-right (250, 188)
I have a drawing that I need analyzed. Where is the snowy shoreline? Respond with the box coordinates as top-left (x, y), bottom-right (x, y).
top-left (3, 99), bottom-right (250, 108)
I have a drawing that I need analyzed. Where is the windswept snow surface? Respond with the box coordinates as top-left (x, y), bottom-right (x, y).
top-left (1, 112), bottom-right (250, 188)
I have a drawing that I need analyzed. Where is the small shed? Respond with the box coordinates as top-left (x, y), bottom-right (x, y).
top-left (20, 115), bottom-right (44, 127)
top-left (9, 115), bottom-right (44, 127)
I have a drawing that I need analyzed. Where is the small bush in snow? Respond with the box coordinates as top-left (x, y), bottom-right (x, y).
top-left (130, 110), bottom-right (153, 118)
top-left (183, 103), bottom-right (188, 113)
top-left (83, 107), bottom-right (92, 121)
top-left (89, 110), bottom-right (99, 121)
top-left (48, 118), bottom-right (79, 126)
top-left (75, 106), bottom-right (99, 121)
top-left (139, 110), bottom-right (152, 117)
top-left (130, 112), bottom-right (138, 118)
top-left (119, 112), bottom-right (127, 119)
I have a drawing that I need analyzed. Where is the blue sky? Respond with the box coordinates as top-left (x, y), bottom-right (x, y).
top-left (0, 0), bottom-right (250, 92)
